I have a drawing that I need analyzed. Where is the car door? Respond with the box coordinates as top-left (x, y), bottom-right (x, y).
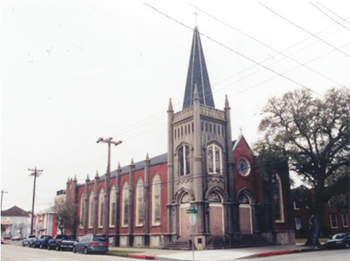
top-left (77, 236), bottom-right (85, 252)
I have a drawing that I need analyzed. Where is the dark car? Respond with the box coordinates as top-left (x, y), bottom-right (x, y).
top-left (22, 235), bottom-right (37, 247)
top-left (73, 234), bottom-right (108, 254)
top-left (33, 235), bottom-right (52, 249)
top-left (47, 234), bottom-right (75, 251)
top-left (325, 233), bottom-right (350, 249)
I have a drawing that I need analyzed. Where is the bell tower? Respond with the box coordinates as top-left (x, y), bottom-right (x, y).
top-left (167, 26), bottom-right (234, 249)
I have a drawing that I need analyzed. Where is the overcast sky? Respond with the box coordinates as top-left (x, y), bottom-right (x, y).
top-left (1, 0), bottom-right (349, 213)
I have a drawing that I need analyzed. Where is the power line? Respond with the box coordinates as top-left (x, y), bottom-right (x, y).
top-left (316, 2), bottom-right (350, 25)
top-left (144, 2), bottom-right (324, 97)
top-left (189, 3), bottom-right (344, 87)
top-left (258, 2), bottom-right (350, 58)
top-left (310, 3), bottom-right (350, 32)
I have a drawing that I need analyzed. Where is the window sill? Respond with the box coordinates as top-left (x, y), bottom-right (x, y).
top-left (151, 223), bottom-right (161, 227)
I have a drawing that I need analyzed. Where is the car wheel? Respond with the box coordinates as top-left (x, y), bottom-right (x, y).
top-left (345, 242), bottom-right (349, 249)
top-left (22, 242), bottom-right (25, 247)
top-left (84, 247), bottom-right (88, 254)
top-left (39, 243), bottom-right (43, 249)
top-left (47, 244), bottom-right (51, 250)
top-left (56, 245), bottom-right (60, 251)
top-left (73, 246), bottom-right (76, 253)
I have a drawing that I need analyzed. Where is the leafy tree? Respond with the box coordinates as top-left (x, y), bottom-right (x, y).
top-left (54, 198), bottom-right (77, 236)
top-left (256, 88), bottom-right (350, 247)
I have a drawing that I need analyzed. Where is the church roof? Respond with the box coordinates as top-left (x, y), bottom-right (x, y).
top-left (183, 26), bottom-right (215, 109)
top-left (1, 206), bottom-right (30, 217)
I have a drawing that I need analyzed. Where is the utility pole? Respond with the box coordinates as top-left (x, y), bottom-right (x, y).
top-left (97, 137), bottom-right (122, 241)
top-left (28, 167), bottom-right (43, 234)
top-left (1, 190), bottom-right (8, 211)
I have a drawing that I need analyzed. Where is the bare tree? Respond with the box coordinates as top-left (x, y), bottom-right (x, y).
top-left (256, 88), bottom-right (350, 247)
top-left (54, 198), bottom-right (78, 236)
top-left (17, 223), bottom-right (26, 237)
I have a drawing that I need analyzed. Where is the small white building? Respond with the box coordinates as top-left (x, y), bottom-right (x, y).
top-left (1, 206), bottom-right (31, 238)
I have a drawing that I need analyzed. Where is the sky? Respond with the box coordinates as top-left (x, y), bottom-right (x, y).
top-left (1, 0), bottom-right (349, 213)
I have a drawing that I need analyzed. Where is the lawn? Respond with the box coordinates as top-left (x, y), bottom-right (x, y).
top-left (108, 249), bottom-right (144, 257)
top-left (295, 238), bottom-right (329, 244)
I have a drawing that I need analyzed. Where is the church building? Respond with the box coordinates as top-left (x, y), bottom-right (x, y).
top-left (65, 26), bottom-right (295, 249)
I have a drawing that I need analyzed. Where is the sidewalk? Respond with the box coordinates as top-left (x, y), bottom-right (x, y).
top-left (109, 243), bottom-right (319, 260)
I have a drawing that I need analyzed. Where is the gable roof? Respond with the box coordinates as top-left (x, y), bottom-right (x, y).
top-left (183, 26), bottom-right (215, 109)
top-left (1, 206), bottom-right (30, 217)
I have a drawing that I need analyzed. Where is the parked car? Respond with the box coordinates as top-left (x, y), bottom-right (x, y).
top-left (11, 235), bottom-right (25, 241)
top-left (325, 233), bottom-right (350, 249)
top-left (73, 234), bottom-right (108, 254)
top-left (47, 234), bottom-right (75, 251)
top-left (22, 235), bottom-right (37, 247)
top-left (33, 235), bottom-right (52, 249)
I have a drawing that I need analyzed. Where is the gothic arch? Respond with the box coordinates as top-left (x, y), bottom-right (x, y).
top-left (236, 188), bottom-right (256, 204)
top-left (204, 186), bottom-right (229, 202)
top-left (203, 140), bottom-right (226, 154)
top-left (174, 187), bottom-right (195, 205)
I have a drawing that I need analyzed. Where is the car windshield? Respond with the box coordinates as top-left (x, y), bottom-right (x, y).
top-left (93, 236), bottom-right (106, 242)
top-left (332, 234), bottom-right (345, 239)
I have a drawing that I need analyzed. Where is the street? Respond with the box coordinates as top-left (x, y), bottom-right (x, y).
top-left (1, 244), bottom-right (138, 261)
top-left (245, 249), bottom-right (350, 261)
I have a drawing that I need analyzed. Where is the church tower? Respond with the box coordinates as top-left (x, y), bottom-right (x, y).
top-left (167, 26), bottom-right (234, 249)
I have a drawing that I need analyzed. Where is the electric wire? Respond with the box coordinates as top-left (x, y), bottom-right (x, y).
top-left (189, 2), bottom-right (344, 87)
top-left (310, 2), bottom-right (350, 32)
top-left (258, 2), bottom-right (350, 58)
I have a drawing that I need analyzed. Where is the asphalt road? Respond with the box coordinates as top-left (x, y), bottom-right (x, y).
top-left (245, 249), bottom-right (350, 261)
top-left (1, 244), bottom-right (138, 261)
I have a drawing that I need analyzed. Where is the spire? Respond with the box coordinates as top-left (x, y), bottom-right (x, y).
top-left (168, 98), bottom-right (173, 112)
top-left (183, 26), bottom-right (215, 109)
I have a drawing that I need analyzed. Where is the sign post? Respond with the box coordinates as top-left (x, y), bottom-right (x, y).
top-left (186, 206), bottom-right (197, 260)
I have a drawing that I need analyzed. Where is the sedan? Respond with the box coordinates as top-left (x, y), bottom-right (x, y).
top-left (325, 233), bottom-right (350, 249)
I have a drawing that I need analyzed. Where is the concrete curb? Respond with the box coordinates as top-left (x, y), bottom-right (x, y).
top-left (242, 247), bottom-right (320, 259)
top-left (127, 253), bottom-right (156, 260)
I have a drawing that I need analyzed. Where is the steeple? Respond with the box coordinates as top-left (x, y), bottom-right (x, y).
top-left (183, 26), bottom-right (215, 109)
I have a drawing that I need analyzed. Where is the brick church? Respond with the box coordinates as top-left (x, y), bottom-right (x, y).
top-left (65, 26), bottom-right (295, 249)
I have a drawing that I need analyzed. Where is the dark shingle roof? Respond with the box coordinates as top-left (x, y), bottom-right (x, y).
top-left (1, 206), bottom-right (30, 217)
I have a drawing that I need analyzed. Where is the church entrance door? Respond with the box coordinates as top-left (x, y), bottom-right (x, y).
top-left (179, 203), bottom-right (191, 238)
top-left (239, 204), bottom-right (252, 234)
top-left (238, 193), bottom-right (253, 234)
top-left (209, 203), bottom-right (224, 236)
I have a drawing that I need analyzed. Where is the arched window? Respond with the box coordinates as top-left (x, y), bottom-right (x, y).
top-left (207, 144), bottom-right (222, 174)
top-left (178, 144), bottom-right (190, 176)
top-left (136, 179), bottom-right (144, 226)
top-left (110, 186), bottom-right (116, 227)
top-left (88, 192), bottom-right (94, 228)
top-left (152, 175), bottom-right (161, 225)
top-left (79, 194), bottom-right (85, 228)
top-left (122, 182), bottom-right (129, 227)
top-left (98, 189), bottom-right (105, 228)
top-left (272, 174), bottom-right (284, 222)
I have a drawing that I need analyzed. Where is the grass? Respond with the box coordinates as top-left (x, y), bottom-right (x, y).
top-left (108, 249), bottom-right (144, 257)
top-left (295, 238), bottom-right (329, 244)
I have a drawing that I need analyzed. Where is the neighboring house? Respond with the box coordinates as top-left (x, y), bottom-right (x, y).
top-left (1, 206), bottom-right (31, 238)
top-left (292, 186), bottom-right (350, 238)
top-left (64, 26), bottom-right (295, 249)
top-left (33, 207), bottom-right (57, 237)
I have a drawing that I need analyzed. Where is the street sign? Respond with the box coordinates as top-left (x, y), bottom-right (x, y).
top-left (189, 213), bottom-right (197, 226)
top-left (186, 206), bottom-right (198, 214)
